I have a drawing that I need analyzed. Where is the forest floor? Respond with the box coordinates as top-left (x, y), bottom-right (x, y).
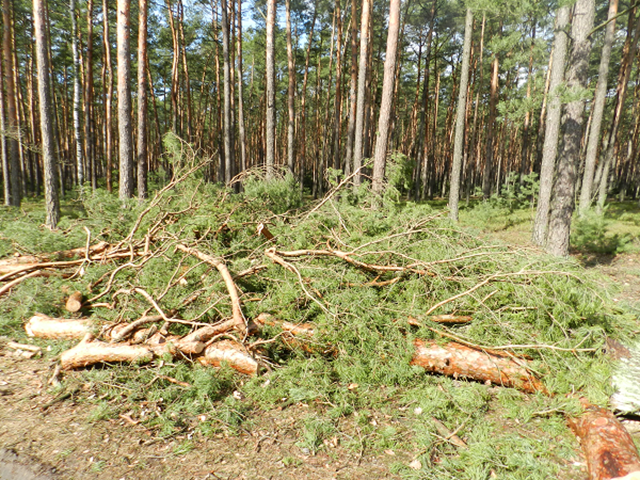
top-left (1, 199), bottom-right (640, 480)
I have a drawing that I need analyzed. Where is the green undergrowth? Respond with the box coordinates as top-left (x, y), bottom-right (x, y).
top-left (1, 151), bottom-right (638, 478)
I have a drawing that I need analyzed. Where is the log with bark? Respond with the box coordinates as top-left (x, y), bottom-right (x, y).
top-left (410, 339), bottom-right (546, 394)
top-left (198, 339), bottom-right (258, 375)
top-left (60, 334), bottom-right (154, 370)
top-left (569, 404), bottom-right (640, 480)
top-left (25, 313), bottom-right (92, 339)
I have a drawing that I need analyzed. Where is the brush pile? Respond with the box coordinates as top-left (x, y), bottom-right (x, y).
top-left (1, 143), bottom-right (638, 478)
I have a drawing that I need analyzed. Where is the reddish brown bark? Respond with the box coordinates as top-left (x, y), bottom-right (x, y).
top-left (410, 339), bottom-right (546, 394)
top-left (569, 404), bottom-right (640, 480)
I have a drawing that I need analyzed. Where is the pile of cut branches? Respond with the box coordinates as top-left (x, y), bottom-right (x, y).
top-left (2, 151), bottom-right (639, 478)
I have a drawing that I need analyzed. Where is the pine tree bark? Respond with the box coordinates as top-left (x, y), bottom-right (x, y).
top-left (578, 0), bottom-right (619, 216)
top-left (482, 54), bottom-right (499, 199)
top-left (71, 0), bottom-right (83, 187)
top-left (343, 0), bottom-right (358, 177)
top-left (34, 0), bottom-right (59, 228)
top-left (447, 8), bottom-right (473, 222)
top-left (3, 0), bottom-right (20, 206)
top-left (220, 0), bottom-right (234, 183)
top-left (137, 0), bottom-right (148, 199)
top-left (103, 0), bottom-right (114, 192)
top-left (84, 0), bottom-right (94, 188)
top-left (546, 0), bottom-right (595, 257)
top-left (371, 0), bottom-right (400, 196)
top-left (117, 0), bottom-right (134, 200)
top-left (0, 37), bottom-right (7, 205)
top-left (596, 9), bottom-right (640, 212)
top-left (236, 0), bottom-right (246, 175)
top-left (265, 0), bottom-right (276, 180)
top-left (352, 0), bottom-right (372, 187)
top-left (285, 0), bottom-right (295, 175)
top-left (532, 5), bottom-right (569, 246)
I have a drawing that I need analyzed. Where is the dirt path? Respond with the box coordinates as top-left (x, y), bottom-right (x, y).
top-left (0, 352), bottom-right (402, 480)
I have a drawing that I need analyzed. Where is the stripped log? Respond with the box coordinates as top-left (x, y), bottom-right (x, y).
top-left (60, 334), bottom-right (153, 370)
top-left (569, 404), bottom-right (640, 480)
top-left (65, 291), bottom-right (84, 313)
top-left (198, 340), bottom-right (258, 375)
top-left (25, 313), bottom-right (92, 339)
top-left (410, 339), bottom-right (546, 394)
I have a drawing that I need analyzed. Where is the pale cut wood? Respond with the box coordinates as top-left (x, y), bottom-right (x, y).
top-left (65, 291), bottom-right (84, 313)
top-left (429, 315), bottom-right (472, 324)
top-left (410, 339), bottom-right (546, 394)
top-left (198, 340), bottom-right (258, 375)
top-left (569, 404), bottom-right (640, 480)
top-left (60, 334), bottom-right (153, 370)
top-left (25, 313), bottom-right (91, 339)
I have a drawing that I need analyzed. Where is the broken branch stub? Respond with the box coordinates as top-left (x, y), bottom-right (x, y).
top-left (410, 339), bottom-right (547, 394)
top-left (25, 313), bottom-right (92, 339)
top-left (569, 405), bottom-right (640, 480)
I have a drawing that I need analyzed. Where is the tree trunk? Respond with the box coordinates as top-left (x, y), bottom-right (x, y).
top-left (3, 0), bottom-right (20, 206)
top-left (343, 0), bottom-right (358, 177)
top-left (0, 27), bottom-right (9, 205)
top-left (331, 0), bottom-right (343, 171)
top-left (34, 0), bottom-right (59, 228)
top-left (371, 0), bottom-right (401, 196)
top-left (352, 0), bottom-right (372, 188)
top-left (482, 54), bottom-right (499, 199)
top-left (596, 8), bottom-right (640, 212)
top-left (70, 0), bottom-right (83, 187)
top-left (285, 0), bottom-right (295, 175)
top-left (546, 0), bottom-right (595, 257)
top-left (137, 0), bottom-right (148, 199)
top-left (531, 5), bottom-right (569, 246)
top-left (265, 0), bottom-right (276, 180)
top-left (447, 8), bottom-right (473, 222)
top-left (103, 0), bottom-right (114, 192)
top-left (117, 0), bottom-right (134, 200)
top-left (84, 0), bottom-right (94, 189)
top-left (578, 0), bottom-right (619, 216)
top-left (236, 0), bottom-right (246, 175)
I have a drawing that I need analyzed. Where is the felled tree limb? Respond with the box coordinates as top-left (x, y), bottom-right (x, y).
top-left (108, 316), bottom-right (163, 343)
top-left (176, 244), bottom-right (246, 334)
top-left (569, 404), bottom-right (640, 480)
top-left (0, 270), bottom-right (47, 296)
top-left (269, 247), bottom-right (432, 276)
top-left (25, 313), bottom-right (92, 339)
top-left (410, 339), bottom-right (547, 394)
top-left (198, 340), bottom-right (258, 375)
top-left (60, 334), bottom-right (154, 370)
top-left (0, 241), bottom-right (109, 269)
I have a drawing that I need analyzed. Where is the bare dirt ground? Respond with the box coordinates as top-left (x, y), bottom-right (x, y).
top-left (1, 251), bottom-right (639, 480)
top-left (0, 352), bottom-right (406, 480)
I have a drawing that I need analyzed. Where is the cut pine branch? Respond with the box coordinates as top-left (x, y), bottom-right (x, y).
top-left (269, 246), bottom-right (433, 277)
top-left (176, 244), bottom-right (246, 334)
top-left (410, 339), bottom-right (547, 394)
top-left (65, 291), bottom-right (84, 313)
top-left (569, 404), bottom-right (640, 480)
